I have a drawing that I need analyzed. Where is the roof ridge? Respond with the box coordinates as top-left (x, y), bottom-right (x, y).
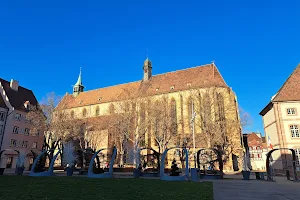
top-left (78, 63), bottom-right (214, 94)
top-left (151, 63), bottom-right (212, 77)
top-left (0, 78), bottom-right (34, 92)
top-left (272, 63), bottom-right (300, 102)
top-left (81, 80), bottom-right (141, 93)
top-left (212, 63), bottom-right (228, 86)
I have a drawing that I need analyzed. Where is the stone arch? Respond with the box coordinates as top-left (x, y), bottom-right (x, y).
top-left (160, 147), bottom-right (189, 181)
top-left (266, 148), bottom-right (298, 181)
top-left (87, 147), bottom-right (117, 178)
top-left (29, 149), bottom-right (62, 177)
top-left (137, 147), bottom-right (160, 172)
top-left (196, 148), bottom-right (223, 178)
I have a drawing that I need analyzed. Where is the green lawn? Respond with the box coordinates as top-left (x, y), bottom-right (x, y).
top-left (0, 176), bottom-right (213, 200)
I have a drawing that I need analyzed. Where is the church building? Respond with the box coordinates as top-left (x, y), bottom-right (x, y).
top-left (56, 59), bottom-right (243, 171)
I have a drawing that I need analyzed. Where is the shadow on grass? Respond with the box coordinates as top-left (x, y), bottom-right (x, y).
top-left (0, 176), bottom-right (213, 200)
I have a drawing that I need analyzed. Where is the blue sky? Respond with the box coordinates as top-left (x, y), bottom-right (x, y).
top-left (0, 0), bottom-right (299, 134)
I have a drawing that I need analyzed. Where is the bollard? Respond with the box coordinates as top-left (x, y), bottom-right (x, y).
top-left (260, 172), bottom-right (265, 180)
top-left (286, 170), bottom-right (290, 180)
top-left (255, 172), bottom-right (261, 180)
top-left (191, 168), bottom-right (199, 182)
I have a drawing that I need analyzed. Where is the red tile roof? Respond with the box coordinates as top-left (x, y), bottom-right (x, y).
top-left (272, 64), bottom-right (300, 102)
top-left (246, 132), bottom-right (263, 147)
top-left (0, 78), bottom-right (38, 111)
top-left (57, 63), bottom-right (228, 109)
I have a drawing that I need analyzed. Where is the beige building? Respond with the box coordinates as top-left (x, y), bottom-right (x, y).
top-left (260, 64), bottom-right (300, 172)
top-left (56, 59), bottom-right (243, 171)
top-left (0, 78), bottom-right (43, 169)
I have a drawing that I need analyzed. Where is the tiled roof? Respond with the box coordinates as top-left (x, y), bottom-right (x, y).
top-left (247, 132), bottom-right (263, 147)
top-left (57, 63), bottom-right (228, 110)
top-left (0, 78), bottom-right (38, 111)
top-left (0, 93), bottom-right (7, 109)
top-left (272, 64), bottom-right (300, 102)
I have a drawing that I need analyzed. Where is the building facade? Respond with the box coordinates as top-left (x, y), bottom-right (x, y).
top-left (245, 132), bottom-right (268, 171)
top-left (56, 59), bottom-right (243, 171)
top-left (0, 78), bottom-right (43, 169)
top-left (260, 64), bottom-right (300, 172)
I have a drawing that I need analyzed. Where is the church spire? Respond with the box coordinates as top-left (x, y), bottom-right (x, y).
top-left (75, 67), bottom-right (82, 86)
top-left (73, 67), bottom-right (84, 97)
top-left (143, 57), bottom-right (152, 82)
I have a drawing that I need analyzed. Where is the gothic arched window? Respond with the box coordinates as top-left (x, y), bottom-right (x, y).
top-left (216, 93), bottom-right (225, 121)
top-left (109, 104), bottom-right (115, 114)
top-left (70, 110), bottom-right (74, 119)
top-left (82, 108), bottom-right (87, 118)
top-left (95, 106), bottom-right (100, 116)
top-left (170, 98), bottom-right (177, 134)
top-left (187, 96), bottom-right (193, 121)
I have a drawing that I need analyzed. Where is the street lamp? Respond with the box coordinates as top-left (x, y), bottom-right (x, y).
top-left (190, 102), bottom-right (197, 168)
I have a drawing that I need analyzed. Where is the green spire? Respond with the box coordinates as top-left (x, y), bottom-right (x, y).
top-left (74, 67), bottom-right (83, 86)
top-left (73, 67), bottom-right (84, 97)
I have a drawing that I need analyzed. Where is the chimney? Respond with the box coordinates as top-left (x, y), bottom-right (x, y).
top-left (10, 79), bottom-right (19, 91)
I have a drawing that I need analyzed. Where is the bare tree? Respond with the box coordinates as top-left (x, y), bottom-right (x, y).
top-left (111, 88), bottom-right (148, 167)
top-left (185, 88), bottom-right (242, 172)
top-left (26, 92), bottom-right (81, 165)
top-left (148, 95), bottom-right (178, 161)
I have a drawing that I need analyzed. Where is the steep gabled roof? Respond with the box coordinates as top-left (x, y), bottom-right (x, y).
top-left (0, 93), bottom-right (7, 109)
top-left (56, 63), bottom-right (228, 110)
top-left (272, 64), bottom-right (300, 102)
top-left (0, 78), bottom-right (38, 112)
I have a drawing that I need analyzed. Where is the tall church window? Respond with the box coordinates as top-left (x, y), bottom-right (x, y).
top-left (170, 98), bottom-right (177, 134)
top-left (109, 104), bottom-right (115, 114)
top-left (187, 96), bottom-right (194, 134)
top-left (82, 108), bottom-right (87, 118)
top-left (216, 93), bottom-right (225, 122)
top-left (95, 106), bottom-right (100, 116)
top-left (187, 96), bottom-right (193, 120)
top-left (70, 110), bottom-right (74, 119)
top-left (124, 102), bottom-right (130, 112)
top-left (202, 92), bottom-right (211, 130)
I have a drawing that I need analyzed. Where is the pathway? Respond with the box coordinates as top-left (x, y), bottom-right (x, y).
top-left (213, 179), bottom-right (300, 200)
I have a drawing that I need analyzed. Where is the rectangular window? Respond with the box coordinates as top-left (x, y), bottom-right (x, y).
top-left (21, 141), bottom-right (28, 148)
top-left (290, 125), bottom-right (300, 138)
top-left (0, 111), bottom-right (5, 121)
top-left (32, 131), bottom-right (40, 137)
top-left (287, 108), bottom-right (297, 115)
top-left (258, 154), bottom-right (261, 158)
top-left (257, 146), bottom-right (260, 150)
top-left (32, 142), bottom-right (37, 149)
top-left (12, 126), bottom-right (19, 134)
top-left (14, 113), bottom-right (21, 121)
top-left (24, 117), bottom-right (31, 123)
top-left (24, 128), bottom-right (30, 135)
top-left (10, 139), bottom-right (17, 147)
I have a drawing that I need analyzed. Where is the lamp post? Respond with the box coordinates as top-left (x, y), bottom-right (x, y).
top-left (191, 102), bottom-right (197, 168)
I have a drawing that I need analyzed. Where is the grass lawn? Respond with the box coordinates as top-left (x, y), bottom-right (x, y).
top-left (0, 176), bottom-right (213, 200)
